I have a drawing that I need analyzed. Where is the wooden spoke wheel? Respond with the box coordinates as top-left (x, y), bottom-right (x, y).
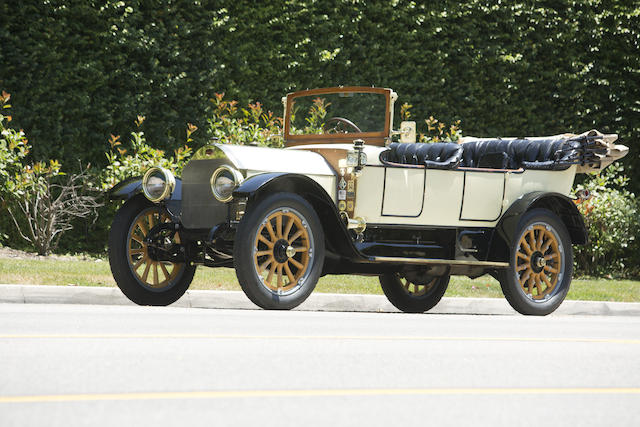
top-left (514, 223), bottom-right (563, 301)
top-left (127, 207), bottom-right (183, 290)
top-left (398, 276), bottom-right (438, 297)
top-left (498, 208), bottom-right (573, 316)
top-left (379, 273), bottom-right (449, 313)
top-left (234, 193), bottom-right (325, 310)
top-left (253, 208), bottom-right (312, 294)
top-left (108, 195), bottom-right (195, 306)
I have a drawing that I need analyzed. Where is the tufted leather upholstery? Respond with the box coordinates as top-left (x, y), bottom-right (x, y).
top-left (381, 137), bottom-right (581, 170)
top-left (381, 142), bottom-right (463, 169)
top-left (460, 137), bottom-right (582, 170)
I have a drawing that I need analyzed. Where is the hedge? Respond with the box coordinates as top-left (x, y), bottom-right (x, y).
top-left (1, 0), bottom-right (638, 192)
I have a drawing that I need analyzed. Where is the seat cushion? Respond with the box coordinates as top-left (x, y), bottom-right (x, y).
top-left (381, 142), bottom-right (463, 169)
top-left (460, 136), bottom-right (581, 170)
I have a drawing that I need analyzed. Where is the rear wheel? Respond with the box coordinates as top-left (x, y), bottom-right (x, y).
top-left (108, 195), bottom-right (195, 306)
top-left (498, 208), bottom-right (573, 316)
top-left (234, 193), bottom-right (325, 310)
top-left (379, 273), bottom-right (449, 313)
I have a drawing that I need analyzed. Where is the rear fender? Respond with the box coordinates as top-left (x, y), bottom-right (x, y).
top-left (489, 192), bottom-right (588, 262)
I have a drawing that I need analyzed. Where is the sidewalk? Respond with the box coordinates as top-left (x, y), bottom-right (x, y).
top-left (1, 284), bottom-right (639, 316)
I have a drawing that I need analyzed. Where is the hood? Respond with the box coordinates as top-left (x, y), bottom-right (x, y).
top-left (192, 144), bottom-right (335, 176)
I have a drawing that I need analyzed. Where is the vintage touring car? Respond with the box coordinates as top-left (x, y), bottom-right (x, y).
top-left (108, 87), bottom-right (628, 315)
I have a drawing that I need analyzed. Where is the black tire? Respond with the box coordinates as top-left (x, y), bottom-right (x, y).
top-left (497, 208), bottom-right (573, 316)
top-left (234, 192), bottom-right (325, 310)
top-left (379, 273), bottom-right (449, 313)
top-left (108, 195), bottom-right (196, 306)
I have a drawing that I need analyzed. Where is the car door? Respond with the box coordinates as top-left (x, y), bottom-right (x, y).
top-left (381, 166), bottom-right (426, 217)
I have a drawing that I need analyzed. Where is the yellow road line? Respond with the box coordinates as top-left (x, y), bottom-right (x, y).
top-left (0, 334), bottom-right (638, 345)
top-left (2, 388), bottom-right (639, 403)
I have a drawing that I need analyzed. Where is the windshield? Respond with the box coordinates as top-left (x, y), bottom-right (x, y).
top-left (288, 92), bottom-right (387, 136)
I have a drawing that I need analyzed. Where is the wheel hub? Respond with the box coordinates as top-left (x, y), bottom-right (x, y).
top-left (531, 251), bottom-right (546, 273)
top-left (272, 239), bottom-right (290, 263)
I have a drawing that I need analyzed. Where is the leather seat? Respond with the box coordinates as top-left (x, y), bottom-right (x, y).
top-left (381, 142), bottom-right (463, 169)
top-left (381, 137), bottom-right (581, 170)
top-left (460, 137), bottom-right (581, 170)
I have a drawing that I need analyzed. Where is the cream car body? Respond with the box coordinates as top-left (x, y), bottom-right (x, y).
top-left (107, 86), bottom-right (629, 315)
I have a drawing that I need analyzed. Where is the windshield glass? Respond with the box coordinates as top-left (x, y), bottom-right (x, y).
top-left (288, 92), bottom-right (386, 135)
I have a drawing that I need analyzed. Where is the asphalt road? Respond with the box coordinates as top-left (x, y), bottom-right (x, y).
top-left (1, 304), bottom-right (639, 427)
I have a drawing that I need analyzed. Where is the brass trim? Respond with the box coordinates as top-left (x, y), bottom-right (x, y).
top-left (210, 165), bottom-right (243, 203)
top-left (142, 167), bottom-right (175, 203)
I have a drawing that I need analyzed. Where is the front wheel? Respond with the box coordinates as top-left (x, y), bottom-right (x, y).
top-left (108, 195), bottom-right (196, 306)
top-left (379, 273), bottom-right (450, 313)
top-left (497, 208), bottom-right (573, 316)
top-left (233, 193), bottom-right (325, 310)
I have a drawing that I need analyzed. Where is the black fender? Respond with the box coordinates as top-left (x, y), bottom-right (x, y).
top-left (234, 173), bottom-right (362, 259)
top-left (489, 191), bottom-right (588, 262)
top-left (108, 176), bottom-right (182, 201)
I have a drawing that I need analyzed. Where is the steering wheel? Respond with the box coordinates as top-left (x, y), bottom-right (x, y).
top-left (323, 117), bottom-right (362, 134)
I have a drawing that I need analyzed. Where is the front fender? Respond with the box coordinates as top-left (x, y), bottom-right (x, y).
top-left (234, 173), bottom-right (362, 260)
top-left (108, 176), bottom-right (182, 201)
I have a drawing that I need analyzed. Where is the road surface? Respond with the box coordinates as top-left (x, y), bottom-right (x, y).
top-left (1, 303), bottom-right (639, 426)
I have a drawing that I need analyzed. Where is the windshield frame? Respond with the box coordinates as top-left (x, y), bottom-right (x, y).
top-left (283, 86), bottom-right (393, 147)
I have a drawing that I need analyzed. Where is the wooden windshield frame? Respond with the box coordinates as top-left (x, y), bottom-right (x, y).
top-left (284, 87), bottom-right (392, 147)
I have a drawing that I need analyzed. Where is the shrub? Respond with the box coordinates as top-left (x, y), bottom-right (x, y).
top-left (206, 93), bottom-right (283, 147)
top-left (573, 164), bottom-right (640, 278)
top-left (0, 91), bottom-right (101, 255)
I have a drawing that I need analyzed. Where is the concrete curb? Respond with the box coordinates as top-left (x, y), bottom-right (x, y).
top-left (1, 284), bottom-right (639, 316)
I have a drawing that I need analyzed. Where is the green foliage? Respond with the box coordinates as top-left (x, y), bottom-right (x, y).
top-left (0, 92), bottom-right (101, 255)
top-left (100, 115), bottom-right (193, 191)
top-left (1, 1), bottom-right (637, 190)
top-left (206, 93), bottom-right (282, 147)
top-left (573, 164), bottom-right (640, 277)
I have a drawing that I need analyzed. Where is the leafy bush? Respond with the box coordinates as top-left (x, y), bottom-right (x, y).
top-left (99, 115), bottom-right (194, 191)
top-left (573, 164), bottom-right (640, 277)
top-left (0, 92), bottom-right (101, 255)
top-left (206, 93), bottom-right (282, 147)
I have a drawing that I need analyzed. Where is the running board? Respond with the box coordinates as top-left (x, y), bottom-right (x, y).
top-left (368, 256), bottom-right (509, 268)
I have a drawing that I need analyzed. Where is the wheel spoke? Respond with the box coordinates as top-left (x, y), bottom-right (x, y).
top-left (148, 213), bottom-right (155, 229)
top-left (258, 234), bottom-right (274, 248)
top-left (276, 214), bottom-right (283, 239)
top-left (152, 263), bottom-right (159, 286)
top-left (160, 263), bottom-right (170, 280)
top-left (289, 257), bottom-right (304, 269)
top-left (141, 262), bottom-right (151, 282)
top-left (516, 252), bottom-right (529, 261)
top-left (284, 262), bottom-right (296, 285)
top-left (266, 263), bottom-right (276, 285)
top-left (259, 257), bottom-right (273, 273)
top-left (265, 220), bottom-right (277, 241)
top-left (519, 270), bottom-right (531, 286)
top-left (255, 250), bottom-right (272, 257)
top-left (283, 217), bottom-right (294, 240)
top-left (544, 253), bottom-right (558, 260)
top-left (293, 246), bottom-right (307, 253)
top-left (516, 263), bottom-right (528, 272)
top-left (544, 266), bottom-right (559, 274)
top-left (129, 248), bottom-right (144, 255)
top-left (288, 230), bottom-right (303, 244)
top-left (133, 256), bottom-right (145, 270)
top-left (276, 265), bottom-right (283, 289)
top-left (131, 234), bottom-right (144, 244)
top-left (137, 220), bottom-right (148, 236)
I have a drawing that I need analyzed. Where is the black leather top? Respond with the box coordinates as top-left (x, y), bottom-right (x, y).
top-left (380, 137), bottom-right (581, 170)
